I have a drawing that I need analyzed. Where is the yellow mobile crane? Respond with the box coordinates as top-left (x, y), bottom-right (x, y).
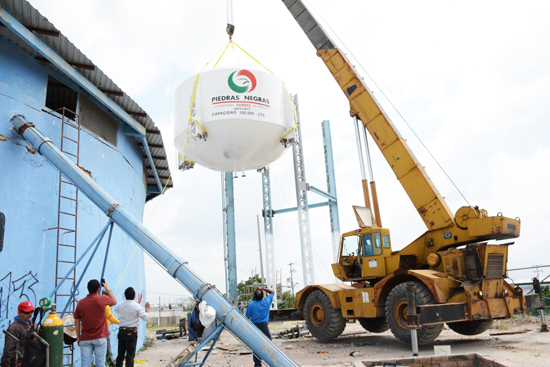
top-left (281, 0), bottom-right (544, 344)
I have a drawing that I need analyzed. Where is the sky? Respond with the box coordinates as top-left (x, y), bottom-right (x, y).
top-left (29, 0), bottom-right (550, 303)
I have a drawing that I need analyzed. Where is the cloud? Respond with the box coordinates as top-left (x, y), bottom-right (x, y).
top-left (31, 0), bottom-right (550, 300)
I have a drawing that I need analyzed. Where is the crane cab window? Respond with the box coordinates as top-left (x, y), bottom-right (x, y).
top-left (361, 235), bottom-right (373, 256)
top-left (360, 233), bottom-right (383, 257)
top-left (374, 233), bottom-right (382, 250)
top-left (383, 235), bottom-right (391, 249)
top-left (341, 235), bottom-right (359, 256)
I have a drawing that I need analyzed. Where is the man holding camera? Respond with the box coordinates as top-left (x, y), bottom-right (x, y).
top-left (245, 286), bottom-right (274, 367)
top-left (74, 279), bottom-right (116, 367)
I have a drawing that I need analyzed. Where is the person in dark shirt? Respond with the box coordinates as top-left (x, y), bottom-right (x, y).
top-left (1, 301), bottom-right (37, 367)
top-left (114, 287), bottom-right (149, 367)
top-left (245, 287), bottom-right (274, 367)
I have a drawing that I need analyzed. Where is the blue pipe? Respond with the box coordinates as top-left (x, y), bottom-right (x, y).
top-left (273, 201), bottom-right (329, 215)
top-left (308, 185), bottom-right (337, 202)
top-left (10, 115), bottom-right (299, 367)
top-left (99, 222), bottom-right (115, 294)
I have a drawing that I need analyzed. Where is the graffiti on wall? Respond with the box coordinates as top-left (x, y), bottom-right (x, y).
top-left (0, 212), bottom-right (5, 253)
top-left (0, 271), bottom-right (40, 340)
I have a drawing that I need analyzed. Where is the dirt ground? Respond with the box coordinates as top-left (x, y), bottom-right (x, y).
top-left (136, 317), bottom-right (549, 367)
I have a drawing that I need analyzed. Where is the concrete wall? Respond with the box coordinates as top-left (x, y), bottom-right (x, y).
top-left (147, 316), bottom-right (182, 328)
top-left (146, 307), bottom-right (189, 327)
top-left (0, 36), bottom-right (149, 363)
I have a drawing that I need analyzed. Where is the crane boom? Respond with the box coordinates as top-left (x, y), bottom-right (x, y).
top-left (282, 0), bottom-right (454, 231)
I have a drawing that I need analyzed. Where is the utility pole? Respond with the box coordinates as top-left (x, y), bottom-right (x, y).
top-left (288, 263), bottom-right (296, 296)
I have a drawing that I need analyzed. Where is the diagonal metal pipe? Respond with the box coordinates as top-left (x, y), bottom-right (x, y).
top-left (10, 114), bottom-right (299, 367)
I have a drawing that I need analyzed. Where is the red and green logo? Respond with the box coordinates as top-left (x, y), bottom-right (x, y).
top-left (228, 69), bottom-right (257, 93)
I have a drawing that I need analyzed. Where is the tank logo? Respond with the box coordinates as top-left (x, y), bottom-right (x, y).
top-left (228, 70), bottom-right (257, 93)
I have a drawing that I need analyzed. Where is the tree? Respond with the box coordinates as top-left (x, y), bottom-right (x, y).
top-left (180, 297), bottom-right (196, 311)
top-left (279, 290), bottom-right (296, 309)
top-left (237, 274), bottom-right (262, 304)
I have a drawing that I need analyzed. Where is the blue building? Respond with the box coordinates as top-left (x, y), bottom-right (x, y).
top-left (0, 0), bottom-right (172, 364)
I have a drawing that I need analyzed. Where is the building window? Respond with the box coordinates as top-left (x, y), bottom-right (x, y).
top-left (45, 76), bottom-right (78, 119)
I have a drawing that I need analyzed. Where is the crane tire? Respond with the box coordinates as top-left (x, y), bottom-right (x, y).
top-left (358, 317), bottom-right (390, 333)
top-left (385, 281), bottom-right (443, 345)
top-left (304, 289), bottom-right (346, 341)
top-left (447, 319), bottom-right (494, 335)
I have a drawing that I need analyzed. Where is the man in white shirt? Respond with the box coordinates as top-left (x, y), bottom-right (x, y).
top-left (114, 287), bottom-right (150, 367)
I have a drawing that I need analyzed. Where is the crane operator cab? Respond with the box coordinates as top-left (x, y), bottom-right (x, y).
top-left (332, 207), bottom-right (393, 282)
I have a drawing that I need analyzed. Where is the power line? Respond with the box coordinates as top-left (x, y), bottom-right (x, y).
top-left (144, 249), bottom-right (259, 265)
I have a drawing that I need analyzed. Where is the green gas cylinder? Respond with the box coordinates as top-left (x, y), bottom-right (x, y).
top-left (41, 306), bottom-right (63, 367)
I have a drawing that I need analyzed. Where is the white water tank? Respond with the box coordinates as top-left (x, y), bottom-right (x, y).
top-left (174, 67), bottom-right (295, 172)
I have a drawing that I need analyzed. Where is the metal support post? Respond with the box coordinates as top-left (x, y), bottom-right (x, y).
top-left (540, 308), bottom-right (549, 332)
top-left (291, 95), bottom-right (315, 287)
top-left (322, 120), bottom-right (340, 263)
top-left (256, 215), bottom-right (265, 287)
top-left (222, 173), bottom-right (237, 305)
top-left (407, 283), bottom-right (419, 356)
top-left (260, 167), bottom-right (277, 307)
top-left (11, 114), bottom-right (299, 367)
top-left (288, 263), bottom-right (296, 296)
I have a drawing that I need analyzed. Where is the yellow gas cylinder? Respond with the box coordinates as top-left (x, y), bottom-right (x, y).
top-left (41, 307), bottom-right (63, 367)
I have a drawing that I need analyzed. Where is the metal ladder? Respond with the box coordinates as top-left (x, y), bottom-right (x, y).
top-left (54, 108), bottom-right (81, 367)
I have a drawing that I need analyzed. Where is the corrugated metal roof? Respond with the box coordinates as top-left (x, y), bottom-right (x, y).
top-left (0, 0), bottom-right (173, 198)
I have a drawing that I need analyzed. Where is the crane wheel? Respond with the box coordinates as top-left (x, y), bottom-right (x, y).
top-left (304, 289), bottom-right (346, 341)
top-left (358, 317), bottom-right (389, 333)
top-left (385, 281), bottom-right (443, 345)
top-left (447, 319), bottom-right (493, 335)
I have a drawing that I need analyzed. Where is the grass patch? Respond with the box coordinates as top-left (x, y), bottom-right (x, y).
top-left (138, 337), bottom-right (155, 353)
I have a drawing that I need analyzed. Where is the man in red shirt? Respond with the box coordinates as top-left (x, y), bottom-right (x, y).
top-left (74, 280), bottom-right (116, 367)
